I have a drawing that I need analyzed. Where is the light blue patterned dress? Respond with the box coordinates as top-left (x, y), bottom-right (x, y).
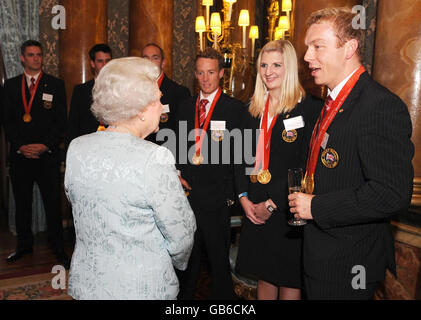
top-left (64, 131), bottom-right (196, 300)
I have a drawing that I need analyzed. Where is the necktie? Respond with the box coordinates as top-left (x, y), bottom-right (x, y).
top-left (315, 95), bottom-right (333, 137)
top-left (199, 99), bottom-right (209, 127)
top-left (29, 77), bottom-right (36, 97)
top-left (324, 95), bottom-right (334, 113)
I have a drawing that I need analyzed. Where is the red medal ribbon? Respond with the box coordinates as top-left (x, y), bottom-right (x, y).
top-left (194, 88), bottom-right (222, 156)
top-left (22, 72), bottom-right (43, 117)
top-left (254, 94), bottom-right (279, 171)
top-left (157, 73), bottom-right (164, 88)
top-left (306, 66), bottom-right (365, 180)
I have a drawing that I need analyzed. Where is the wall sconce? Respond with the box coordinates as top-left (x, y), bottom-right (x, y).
top-left (195, 16), bottom-right (206, 51)
top-left (238, 9), bottom-right (250, 49)
top-left (249, 26), bottom-right (259, 59)
top-left (202, 0), bottom-right (214, 29)
top-left (282, 0), bottom-right (292, 24)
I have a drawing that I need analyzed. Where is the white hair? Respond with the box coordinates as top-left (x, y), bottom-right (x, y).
top-left (91, 57), bottom-right (160, 124)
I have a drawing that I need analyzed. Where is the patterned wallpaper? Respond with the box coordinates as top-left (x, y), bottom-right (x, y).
top-left (173, 0), bottom-right (197, 91)
top-left (39, 0), bottom-right (59, 77)
top-left (362, 0), bottom-right (377, 74)
top-left (39, 0), bottom-right (378, 87)
top-left (108, 0), bottom-right (129, 59)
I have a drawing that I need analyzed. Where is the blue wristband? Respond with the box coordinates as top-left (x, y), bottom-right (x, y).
top-left (238, 192), bottom-right (248, 199)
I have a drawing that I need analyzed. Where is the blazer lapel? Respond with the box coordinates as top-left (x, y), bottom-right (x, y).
top-left (328, 71), bottom-right (369, 131)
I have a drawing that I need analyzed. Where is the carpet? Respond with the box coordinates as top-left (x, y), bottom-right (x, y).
top-left (0, 272), bottom-right (72, 300)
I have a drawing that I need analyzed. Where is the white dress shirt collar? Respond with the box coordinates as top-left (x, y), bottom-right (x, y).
top-left (200, 88), bottom-right (220, 116)
top-left (24, 72), bottom-right (41, 88)
top-left (328, 67), bottom-right (360, 101)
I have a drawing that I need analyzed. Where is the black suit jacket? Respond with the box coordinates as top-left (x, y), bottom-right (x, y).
top-left (176, 92), bottom-right (246, 212)
top-left (304, 72), bottom-right (414, 283)
top-left (67, 79), bottom-right (98, 145)
top-left (0, 85), bottom-right (4, 126)
top-left (3, 73), bottom-right (67, 155)
top-left (148, 74), bottom-right (190, 144)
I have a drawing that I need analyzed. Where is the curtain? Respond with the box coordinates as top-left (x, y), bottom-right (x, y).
top-left (0, 0), bottom-right (47, 234)
top-left (0, 0), bottom-right (40, 78)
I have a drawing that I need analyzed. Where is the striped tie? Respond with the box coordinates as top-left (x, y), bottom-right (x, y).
top-left (199, 99), bottom-right (208, 127)
top-left (29, 77), bottom-right (36, 96)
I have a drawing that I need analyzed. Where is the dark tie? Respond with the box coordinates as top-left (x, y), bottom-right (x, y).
top-left (199, 99), bottom-right (209, 127)
top-left (29, 77), bottom-right (36, 97)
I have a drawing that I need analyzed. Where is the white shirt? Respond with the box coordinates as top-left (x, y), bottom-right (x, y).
top-left (328, 67), bottom-right (360, 101)
top-left (200, 88), bottom-right (220, 117)
top-left (24, 72), bottom-right (41, 89)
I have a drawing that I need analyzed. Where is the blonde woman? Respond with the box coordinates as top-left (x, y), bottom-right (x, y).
top-left (235, 40), bottom-right (322, 300)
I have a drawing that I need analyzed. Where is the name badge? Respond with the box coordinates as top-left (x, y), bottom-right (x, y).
top-left (162, 104), bottom-right (170, 114)
top-left (283, 116), bottom-right (304, 132)
top-left (321, 133), bottom-right (329, 150)
top-left (42, 93), bottom-right (53, 102)
top-left (211, 121), bottom-right (226, 131)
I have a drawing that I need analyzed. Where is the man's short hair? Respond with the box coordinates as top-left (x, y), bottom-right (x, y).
top-left (21, 40), bottom-right (42, 55)
top-left (306, 7), bottom-right (364, 60)
top-left (142, 43), bottom-right (165, 60)
top-left (195, 48), bottom-right (224, 71)
top-left (89, 44), bottom-right (112, 62)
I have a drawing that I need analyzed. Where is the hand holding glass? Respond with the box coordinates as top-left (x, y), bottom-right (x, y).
top-left (287, 168), bottom-right (307, 226)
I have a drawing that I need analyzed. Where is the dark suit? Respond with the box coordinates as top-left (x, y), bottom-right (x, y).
top-left (3, 72), bottom-right (67, 253)
top-left (0, 85), bottom-right (4, 127)
top-left (67, 79), bottom-right (98, 145)
top-left (176, 91), bottom-right (246, 299)
top-left (304, 72), bottom-right (414, 299)
top-left (147, 74), bottom-right (190, 145)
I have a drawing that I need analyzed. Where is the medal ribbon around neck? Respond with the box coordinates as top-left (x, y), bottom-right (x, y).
top-left (305, 66), bottom-right (365, 193)
top-left (21, 72), bottom-right (43, 120)
top-left (194, 88), bottom-right (222, 158)
top-left (254, 94), bottom-right (279, 173)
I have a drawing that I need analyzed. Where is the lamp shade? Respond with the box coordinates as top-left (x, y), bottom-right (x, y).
top-left (202, 0), bottom-right (213, 5)
top-left (282, 0), bottom-right (292, 12)
top-left (249, 25), bottom-right (259, 39)
top-left (274, 27), bottom-right (283, 40)
top-left (224, 0), bottom-right (237, 3)
top-left (195, 16), bottom-right (206, 33)
top-left (238, 9), bottom-right (250, 27)
top-left (210, 12), bottom-right (222, 35)
top-left (278, 15), bottom-right (290, 30)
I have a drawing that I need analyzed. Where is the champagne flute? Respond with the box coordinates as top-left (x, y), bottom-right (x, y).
top-left (287, 168), bottom-right (307, 226)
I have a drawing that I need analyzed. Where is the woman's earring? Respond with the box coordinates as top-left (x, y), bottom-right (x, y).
top-left (141, 116), bottom-right (145, 121)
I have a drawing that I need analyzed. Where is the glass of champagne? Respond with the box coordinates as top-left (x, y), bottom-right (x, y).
top-left (287, 168), bottom-right (307, 226)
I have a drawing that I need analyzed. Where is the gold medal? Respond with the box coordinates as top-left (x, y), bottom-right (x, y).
top-left (304, 172), bottom-right (314, 194)
top-left (23, 114), bottom-right (32, 123)
top-left (160, 113), bottom-right (169, 123)
top-left (282, 129), bottom-right (297, 143)
top-left (192, 153), bottom-right (204, 165)
top-left (43, 100), bottom-right (52, 109)
top-left (97, 125), bottom-right (106, 131)
top-left (211, 130), bottom-right (224, 142)
top-left (321, 148), bottom-right (339, 169)
top-left (257, 169), bottom-right (271, 184)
